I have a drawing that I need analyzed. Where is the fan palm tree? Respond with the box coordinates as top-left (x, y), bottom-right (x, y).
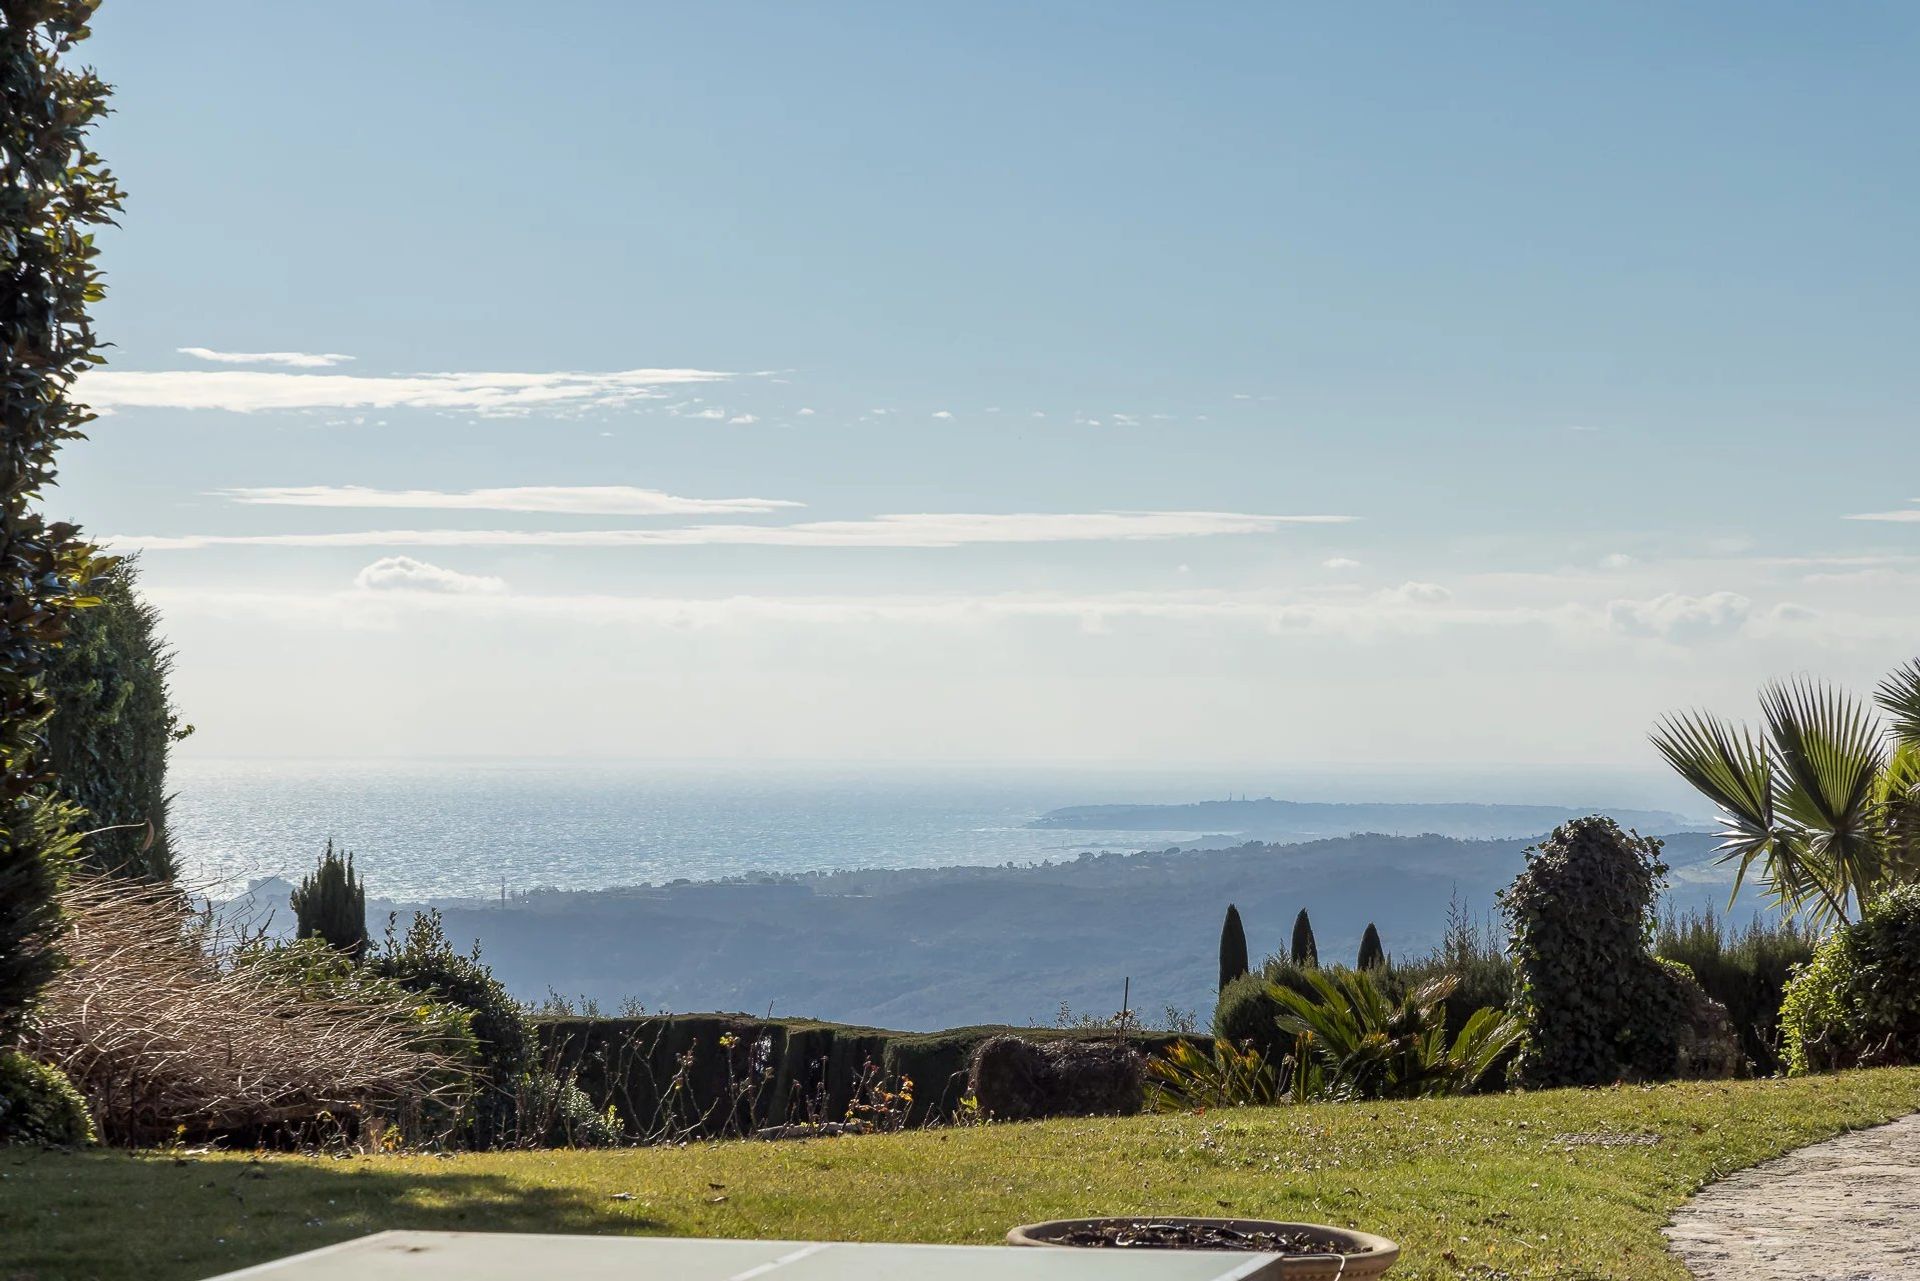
top-left (1651, 658), bottom-right (1920, 928)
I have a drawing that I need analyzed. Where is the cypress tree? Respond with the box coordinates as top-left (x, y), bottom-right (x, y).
top-left (1358, 922), bottom-right (1386, 970)
top-left (1218, 903), bottom-right (1249, 991)
top-left (292, 840), bottom-right (369, 961)
top-left (0, 1), bottom-right (123, 1041)
top-left (1290, 909), bottom-right (1319, 968)
top-left (45, 558), bottom-right (189, 881)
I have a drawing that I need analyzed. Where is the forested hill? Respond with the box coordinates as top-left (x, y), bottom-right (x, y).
top-left (1028, 798), bottom-right (1699, 841)
top-left (275, 828), bottom-right (1743, 1032)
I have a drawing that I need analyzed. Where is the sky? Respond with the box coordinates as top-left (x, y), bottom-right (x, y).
top-left (56, 2), bottom-right (1920, 768)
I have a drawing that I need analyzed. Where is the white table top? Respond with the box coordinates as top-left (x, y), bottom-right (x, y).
top-left (203, 1230), bottom-right (1289, 1281)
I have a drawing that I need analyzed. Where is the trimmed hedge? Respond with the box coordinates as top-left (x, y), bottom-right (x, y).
top-left (536, 1014), bottom-right (1189, 1138)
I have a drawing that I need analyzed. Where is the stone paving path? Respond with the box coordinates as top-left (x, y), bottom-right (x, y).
top-left (1666, 1113), bottom-right (1920, 1280)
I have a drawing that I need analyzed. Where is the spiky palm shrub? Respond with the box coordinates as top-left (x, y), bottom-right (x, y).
top-left (45, 558), bottom-right (189, 881)
top-left (292, 841), bottom-right (368, 962)
top-left (1290, 909), bottom-right (1318, 967)
top-left (1218, 904), bottom-right (1249, 991)
top-left (1270, 967), bottom-right (1525, 1101)
top-left (0, 0), bottom-right (122, 1040)
top-left (1358, 923), bottom-right (1386, 970)
top-left (1652, 661), bottom-right (1920, 928)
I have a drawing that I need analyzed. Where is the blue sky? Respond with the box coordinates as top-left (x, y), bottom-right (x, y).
top-left (58, 3), bottom-right (1920, 765)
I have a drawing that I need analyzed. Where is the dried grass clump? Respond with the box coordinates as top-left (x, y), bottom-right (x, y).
top-left (20, 876), bottom-right (454, 1145)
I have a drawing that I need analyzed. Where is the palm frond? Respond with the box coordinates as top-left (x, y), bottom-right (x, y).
top-left (1877, 659), bottom-right (1920, 747)
top-left (1650, 709), bottom-right (1776, 899)
top-left (1877, 741), bottom-right (1920, 885)
top-left (1763, 678), bottom-right (1886, 919)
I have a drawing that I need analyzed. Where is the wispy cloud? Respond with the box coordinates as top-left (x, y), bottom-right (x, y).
top-left (353, 555), bottom-right (505, 594)
top-left (1847, 500), bottom-right (1920, 523)
top-left (108, 510), bottom-right (1356, 552)
top-left (178, 347), bottom-right (356, 368)
top-left (83, 367), bottom-right (733, 415)
top-left (223, 485), bottom-right (803, 516)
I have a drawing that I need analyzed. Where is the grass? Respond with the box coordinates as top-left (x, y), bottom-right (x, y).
top-left (6, 1070), bottom-right (1920, 1281)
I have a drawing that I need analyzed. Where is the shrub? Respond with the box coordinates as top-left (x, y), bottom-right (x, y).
top-left (292, 840), bottom-right (368, 961)
top-left (1780, 885), bottom-right (1920, 1074)
top-left (1290, 909), bottom-right (1319, 967)
top-left (1503, 816), bottom-right (1713, 1087)
top-left (1218, 904), bottom-right (1249, 991)
top-left (1147, 1039), bottom-right (1281, 1111)
top-left (1656, 907), bottom-right (1816, 1074)
top-left (23, 877), bottom-right (452, 1145)
top-left (1272, 968), bottom-right (1525, 1101)
top-left (1654, 958), bottom-right (1744, 1080)
top-left (1212, 972), bottom-right (1288, 1062)
top-left (0, 1051), bottom-right (95, 1146)
top-left (44, 558), bottom-right (188, 882)
top-left (372, 911), bottom-right (536, 1148)
top-left (516, 1071), bottom-right (621, 1148)
top-left (967, 1036), bottom-right (1144, 1121)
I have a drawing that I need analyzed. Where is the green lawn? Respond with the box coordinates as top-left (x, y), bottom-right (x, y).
top-left (5, 1071), bottom-right (1918, 1281)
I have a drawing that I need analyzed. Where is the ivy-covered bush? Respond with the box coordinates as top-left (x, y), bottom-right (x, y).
top-left (371, 911), bottom-right (535, 1147)
top-left (1780, 886), bottom-right (1920, 1074)
top-left (1657, 907), bottom-right (1815, 1074)
top-left (44, 558), bottom-right (188, 882)
top-left (0, 1050), bottom-right (95, 1146)
top-left (1503, 816), bottom-right (1730, 1086)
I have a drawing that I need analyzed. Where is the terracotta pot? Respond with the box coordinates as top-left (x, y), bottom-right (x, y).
top-left (1006, 1217), bottom-right (1399, 1280)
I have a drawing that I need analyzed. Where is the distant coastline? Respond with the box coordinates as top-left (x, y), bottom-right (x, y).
top-left (1028, 797), bottom-right (1701, 841)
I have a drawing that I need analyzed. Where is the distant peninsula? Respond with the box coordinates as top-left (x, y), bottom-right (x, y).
top-left (1027, 797), bottom-right (1700, 842)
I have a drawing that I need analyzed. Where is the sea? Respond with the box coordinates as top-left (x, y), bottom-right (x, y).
top-left (168, 755), bottom-right (1700, 902)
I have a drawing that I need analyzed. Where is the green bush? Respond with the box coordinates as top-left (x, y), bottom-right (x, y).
top-left (0, 1051), bottom-right (95, 1147)
top-left (372, 911), bottom-right (535, 1148)
top-left (1657, 907), bottom-right (1816, 1074)
top-left (1147, 1038), bottom-right (1282, 1110)
top-left (1780, 886), bottom-right (1920, 1074)
top-left (1272, 968), bottom-right (1525, 1101)
top-left (292, 840), bottom-right (368, 961)
top-left (517, 1072), bottom-right (621, 1148)
top-left (1502, 816), bottom-right (1703, 1087)
top-left (1212, 971), bottom-right (1287, 1062)
top-left (44, 558), bottom-right (189, 882)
